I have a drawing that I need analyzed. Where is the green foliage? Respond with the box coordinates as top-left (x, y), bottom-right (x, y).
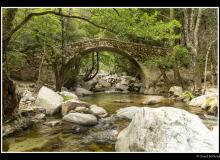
top-left (170, 45), bottom-right (190, 67)
top-left (89, 9), bottom-right (181, 43)
top-left (8, 50), bottom-right (27, 69)
top-left (80, 51), bottom-right (139, 76)
top-left (179, 91), bottom-right (195, 104)
top-left (144, 45), bottom-right (189, 71)
top-left (180, 91), bottom-right (195, 100)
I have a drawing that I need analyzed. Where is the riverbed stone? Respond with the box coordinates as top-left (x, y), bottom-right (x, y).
top-left (85, 129), bottom-right (118, 144)
top-left (61, 99), bottom-right (89, 116)
top-left (89, 105), bottom-right (108, 118)
top-left (116, 106), bottom-right (140, 120)
top-left (62, 113), bottom-right (98, 126)
top-left (75, 106), bottom-right (89, 113)
top-left (82, 79), bottom-right (98, 90)
top-left (189, 94), bottom-right (218, 116)
top-left (3, 117), bottom-right (33, 137)
top-left (31, 113), bottom-right (46, 122)
top-left (169, 86), bottom-right (183, 97)
top-left (8, 135), bottom-right (61, 152)
top-left (44, 120), bottom-right (61, 127)
top-left (115, 107), bottom-right (218, 152)
top-left (114, 99), bottom-right (134, 103)
top-left (98, 79), bottom-right (111, 88)
top-left (142, 95), bottom-right (168, 105)
top-left (35, 86), bottom-right (63, 115)
top-left (189, 95), bottom-right (210, 107)
top-left (75, 87), bottom-right (93, 96)
top-left (205, 88), bottom-right (218, 95)
top-left (115, 83), bottom-right (129, 91)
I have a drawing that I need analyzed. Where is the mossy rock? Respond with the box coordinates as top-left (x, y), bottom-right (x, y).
top-left (8, 135), bottom-right (61, 152)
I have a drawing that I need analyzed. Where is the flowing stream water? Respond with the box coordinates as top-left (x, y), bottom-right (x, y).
top-left (3, 93), bottom-right (218, 152)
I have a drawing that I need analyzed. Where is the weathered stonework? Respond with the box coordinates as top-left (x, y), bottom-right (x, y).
top-left (66, 38), bottom-right (168, 62)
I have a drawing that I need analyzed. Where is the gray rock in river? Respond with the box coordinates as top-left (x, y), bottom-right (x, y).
top-left (61, 99), bottom-right (89, 116)
top-left (115, 107), bottom-right (218, 152)
top-left (62, 113), bottom-right (98, 126)
top-left (169, 86), bottom-right (183, 97)
top-left (75, 87), bottom-right (93, 96)
top-left (89, 104), bottom-right (108, 118)
top-left (142, 95), bottom-right (169, 105)
top-left (85, 129), bottom-right (118, 144)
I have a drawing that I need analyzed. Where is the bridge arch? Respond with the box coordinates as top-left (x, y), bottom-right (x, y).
top-left (62, 38), bottom-right (168, 89)
top-left (80, 47), bottom-right (146, 83)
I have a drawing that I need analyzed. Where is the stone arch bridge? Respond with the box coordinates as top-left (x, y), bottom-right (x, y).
top-left (63, 38), bottom-right (168, 88)
top-left (66, 38), bottom-right (168, 61)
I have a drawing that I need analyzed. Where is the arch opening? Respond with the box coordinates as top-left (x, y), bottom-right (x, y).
top-left (63, 46), bottom-right (148, 92)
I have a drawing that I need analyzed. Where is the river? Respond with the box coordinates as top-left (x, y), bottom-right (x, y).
top-left (3, 93), bottom-right (218, 152)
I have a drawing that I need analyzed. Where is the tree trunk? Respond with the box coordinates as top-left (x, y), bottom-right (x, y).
top-left (173, 61), bottom-right (183, 86)
top-left (56, 77), bottom-right (62, 92)
top-left (159, 66), bottom-right (171, 85)
top-left (184, 8), bottom-right (203, 93)
top-left (83, 52), bottom-right (100, 81)
top-left (192, 52), bottom-right (202, 92)
top-left (3, 70), bottom-right (20, 122)
top-left (3, 9), bottom-right (20, 122)
top-left (170, 8), bottom-right (182, 86)
top-left (203, 39), bottom-right (216, 92)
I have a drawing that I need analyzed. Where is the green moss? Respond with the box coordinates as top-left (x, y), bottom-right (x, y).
top-left (63, 96), bottom-right (74, 102)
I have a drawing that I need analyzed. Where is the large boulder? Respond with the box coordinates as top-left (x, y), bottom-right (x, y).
top-left (89, 105), bottom-right (108, 118)
top-left (115, 107), bottom-right (217, 152)
top-left (35, 86), bottom-right (63, 115)
top-left (75, 87), bottom-right (93, 96)
top-left (169, 86), bottom-right (183, 97)
top-left (116, 106), bottom-right (140, 120)
top-left (61, 99), bottom-right (89, 116)
top-left (62, 113), bottom-right (98, 126)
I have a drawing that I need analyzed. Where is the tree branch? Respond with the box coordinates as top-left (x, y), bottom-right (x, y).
top-left (5, 10), bottom-right (117, 42)
top-left (113, 8), bottom-right (120, 16)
